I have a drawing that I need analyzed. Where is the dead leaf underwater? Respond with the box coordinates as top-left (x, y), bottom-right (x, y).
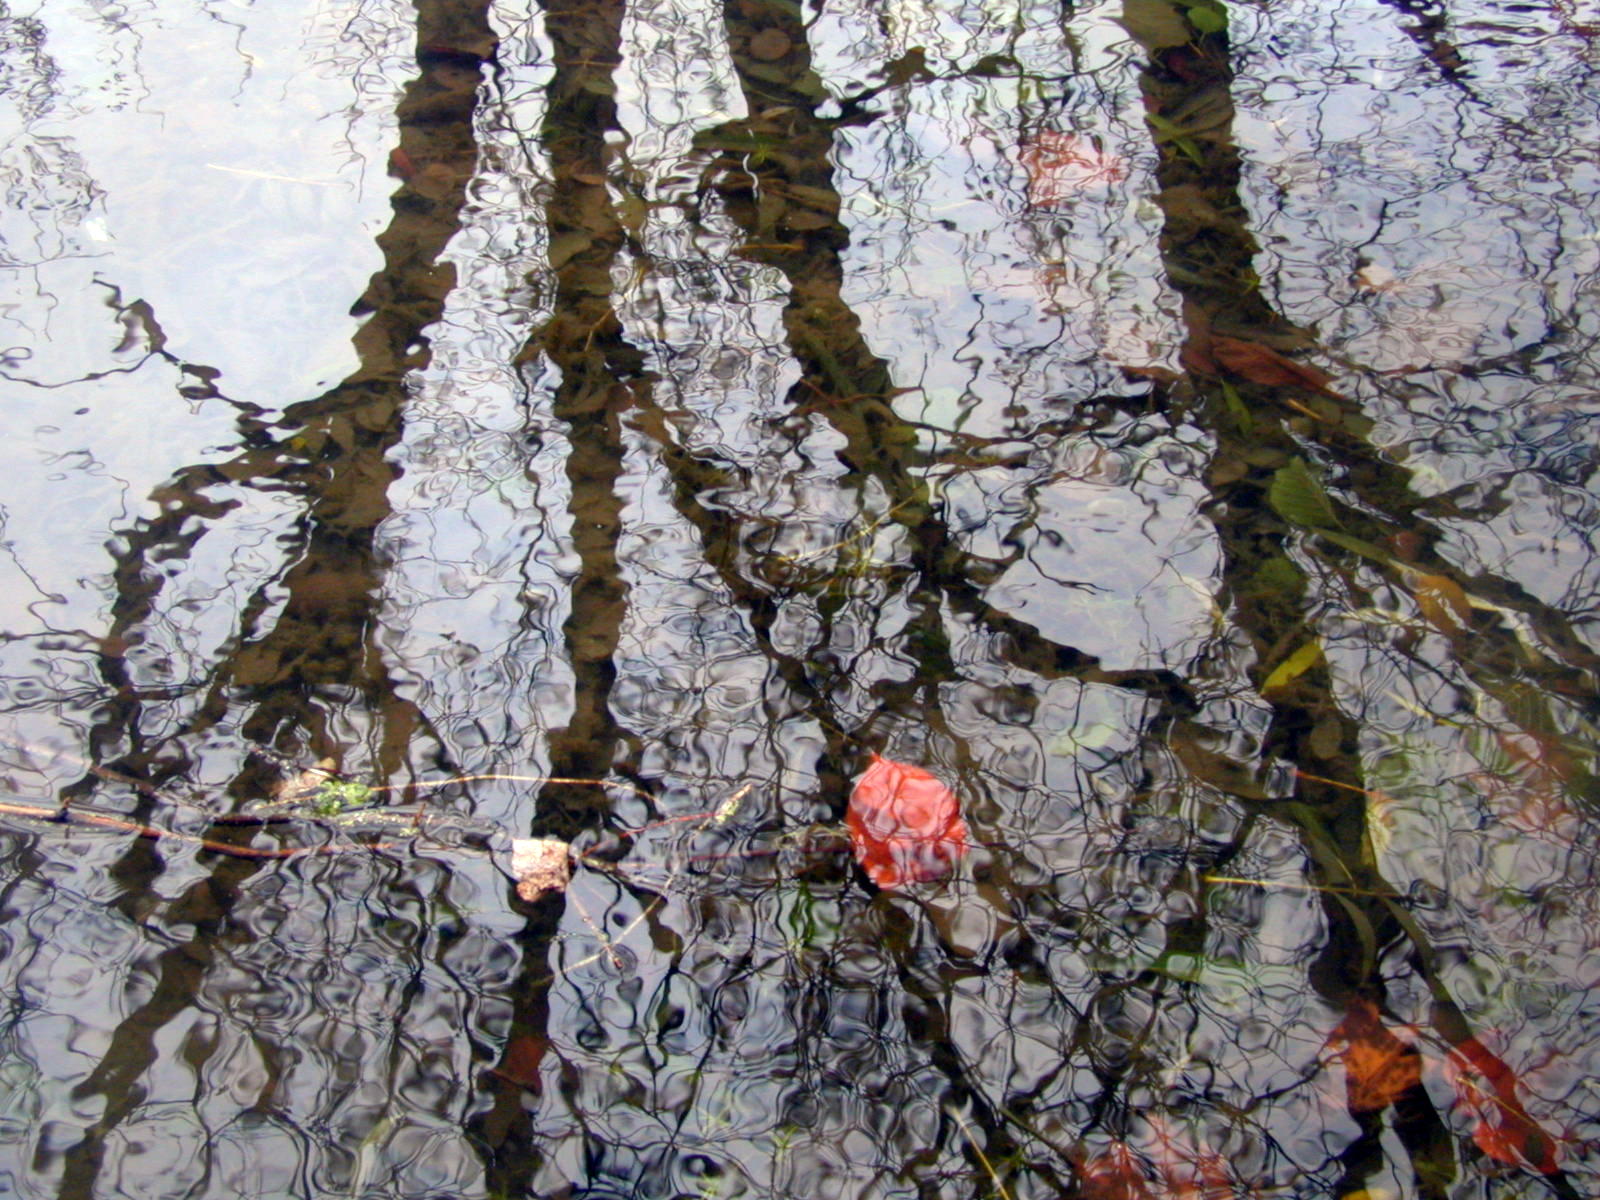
top-left (1324, 997), bottom-right (1423, 1113)
top-left (1210, 334), bottom-right (1346, 399)
top-left (1179, 311), bottom-right (1346, 401)
top-left (847, 754), bottom-right (970, 888)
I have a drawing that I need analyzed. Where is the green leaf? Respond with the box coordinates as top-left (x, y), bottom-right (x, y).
top-left (1183, 2), bottom-right (1227, 34)
top-left (312, 779), bottom-right (376, 816)
top-left (1247, 554), bottom-right (1304, 601)
top-left (1269, 457), bottom-right (1341, 530)
top-left (1144, 112), bottom-right (1205, 165)
top-left (1316, 528), bottom-right (1395, 565)
top-left (1221, 379), bottom-right (1251, 431)
top-left (1263, 637), bottom-right (1323, 692)
top-left (1117, 0), bottom-right (1195, 49)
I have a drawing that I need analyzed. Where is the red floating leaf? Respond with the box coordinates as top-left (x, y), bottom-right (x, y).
top-left (1441, 1036), bottom-right (1564, 1174)
top-left (846, 754), bottom-right (970, 889)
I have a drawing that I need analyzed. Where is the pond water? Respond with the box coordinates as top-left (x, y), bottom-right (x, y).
top-left (1, 0), bottom-right (1598, 1196)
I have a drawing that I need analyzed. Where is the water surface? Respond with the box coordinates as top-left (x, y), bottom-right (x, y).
top-left (1, 1), bottom-right (1598, 1196)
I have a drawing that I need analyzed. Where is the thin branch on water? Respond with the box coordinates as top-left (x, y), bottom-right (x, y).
top-left (367, 771), bottom-right (661, 804)
top-left (0, 797), bottom-right (402, 860)
top-left (1203, 874), bottom-right (1401, 900)
top-left (947, 1106), bottom-right (1014, 1200)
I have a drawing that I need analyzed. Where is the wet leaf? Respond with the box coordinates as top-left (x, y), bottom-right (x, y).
top-left (1144, 1116), bottom-right (1234, 1199)
top-left (1367, 789), bottom-right (1399, 858)
top-left (492, 1030), bottom-right (549, 1090)
top-left (1316, 528), bottom-right (1393, 564)
top-left (1325, 997), bottom-right (1422, 1112)
top-left (1354, 261), bottom-right (1402, 292)
top-left (1143, 112), bottom-right (1205, 165)
top-left (1262, 637), bottom-right (1323, 693)
top-left (846, 754), bottom-right (970, 889)
top-left (748, 28), bottom-right (791, 61)
top-left (1119, 363), bottom-right (1183, 387)
top-left (1441, 1036), bottom-right (1563, 1174)
top-left (1183, 1), bottom-right (1227, 34)
top-left (1220, 379), bottom-right (1251, 431)
top-left (548, 230), bottom-right (594, 270)
top-left (1308, 715), bottom-right (1343, 759)
top-left (1211, 334), bottom-right (1345, 398)
top-left (1406, 570), bottom-right (1472, 637)
top-left (1179, 331), bottom-right (1219, 376)
top-left (1269, 457), bottom-right (1341, 530)
top-left (1117, 0), bottom-right (1195, 49)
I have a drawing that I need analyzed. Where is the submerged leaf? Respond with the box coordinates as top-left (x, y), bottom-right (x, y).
top-left (1406, 570), bottom-right (1473, 637)
top-left (1117, 0), bottom-right (1195, 49)
top-left (847, 754), bottom-right (970, 889)
top-left (1143, 1115), bottom-right (1234, 1200)
top-left (1211, 335), bottom-right (1346, 398)
top-left (1183, 1), bottom-right (1227, 34)
top-left (511, 837), bottom-right (573, 902)
top-left (1326, 997), bottom-right (1422, 1112)
top-left (1262, 638), bottom-right (1323, 693)
top-left (1269, 458), bottom-right (1342, 530)
top-left (1220, 378), bottom-right (1252, 431)
top-left (1367, 788), bottom-right (1400, 858)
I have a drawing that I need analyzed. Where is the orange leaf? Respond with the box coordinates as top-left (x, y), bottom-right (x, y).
top-left (1326, 997), bottom-right (1422, 1113)
top-left (1442, 1036), bottom-right (1563, 1174)
top-left (1020, 131), bottom-right (1128, 207)
top-left (846, 754), bottom-right (969, 889)
top-left (1210, 335), bottom-right (1345, 399)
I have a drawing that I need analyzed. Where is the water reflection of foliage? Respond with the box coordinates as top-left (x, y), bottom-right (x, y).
top-left (0, 0), bottom-right (1598, 1197)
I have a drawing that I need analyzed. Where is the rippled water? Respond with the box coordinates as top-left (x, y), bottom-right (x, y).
top-left (1, 0), bottom-right (1598, 1196)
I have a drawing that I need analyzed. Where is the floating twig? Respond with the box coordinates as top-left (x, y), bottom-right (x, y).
top-left (0, 797), bottom-right (401, 860)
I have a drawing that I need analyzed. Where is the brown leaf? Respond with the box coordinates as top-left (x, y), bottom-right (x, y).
top-left (748, 28), bottom-right (791, 61)
top-left (1406, 571), bottom-right (1472, 637)
top-left (1118, 364), bottom-right (1182, 386)
top-left (1326, 997), bottom-right (1422, 1113)
top-left (489, 1030), bottom-right (549, 1091)
top-left (1179, 337), bottom-right (1219, 377)
top-left (847, 754), bottom-right (969, 889)
top-left (1211, 334), bottom-right (1345, 399)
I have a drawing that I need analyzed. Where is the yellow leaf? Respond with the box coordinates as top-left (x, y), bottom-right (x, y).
top-left (1263, 638), bottom-right (1323, 693)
